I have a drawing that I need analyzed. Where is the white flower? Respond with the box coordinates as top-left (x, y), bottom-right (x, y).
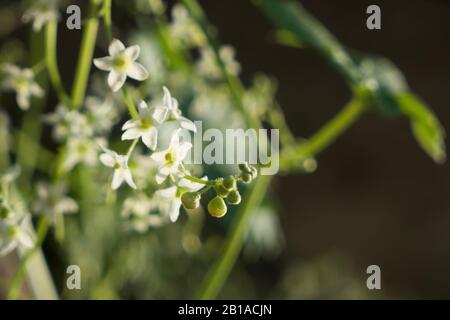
top-left (196, 45), bottom-right (240, 79)
top-left (1, 64), bottom-right (44, 110)
top-left (156, 175), bottom-right (206, 222)
top-left (150, 129), bottom-right (192, 184)
top-left (161, 86), bottom-right (196, 132)
top-left (85, 96), bottom-right (119, 134)
top-left (62, 137), bottom-right (104, 172)
top-left (0, 216), bottom-right (34, 256)
top-left (169, 4), bottom-right (205, 48)
top-left (121, 193), bottom-right (166, 232)
top-left (44, 104), bottom-right (94, 141)
top-left (94, 39), bottom-right (149, 92)
top-left (121, 100), bottom-right (167, 150)
top-left (99, 146), bottom-right (136, 190)
top-left (22, 0), bottom-right (59, 32)
top-left (33, 182), bottom-right (78, 224)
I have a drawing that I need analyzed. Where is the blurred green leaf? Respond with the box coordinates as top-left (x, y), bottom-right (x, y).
top-left (257, 0), bottom-right (446, 163)
top-left (354, 56), bottom-right (408, 116)
top-left (396, 92), bottom-right (446, 163)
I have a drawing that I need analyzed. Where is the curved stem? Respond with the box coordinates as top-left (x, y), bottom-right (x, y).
top-left (71, 0), bottom-right (100, 109)
top-left (198, 174), bottom-right (272, 299)
top-left (45, 21), bottom-right (71, 107)
top-left (198, 95), bottom-right (368, 299)
top-left (279, 94), bottom-right (368, 171)
top-left (181, 0), bottom-right (260, 130)
top-left (122, 87), bottom-right (139, 119)
top-left (184, 175), bottom-right (210, 185)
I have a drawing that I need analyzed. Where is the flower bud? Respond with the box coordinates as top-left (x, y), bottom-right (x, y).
top-left (0, 205), bottom-right (12, 220)
top-left (216, 185), bottom-right (230, 197)
top-left (227, 190), bottom-right (241, 205)
top-left (239, 163), bottom-right (251, 173)
top-left (208, 196), bottom-right (227, 218)
top-left (249, 166), bottom-right (258, 179)
top-left (181, 192), bottom-right (201, 210)
top-left (241, 172), bottom-right (253, 184)
top-left (223, 176), bottom-right (236, 191)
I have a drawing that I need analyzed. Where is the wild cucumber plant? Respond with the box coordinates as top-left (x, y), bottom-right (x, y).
top-left (0, 0), bottom-right (445, 299)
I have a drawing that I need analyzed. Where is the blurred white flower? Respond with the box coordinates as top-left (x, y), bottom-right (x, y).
top-left (244, 207), bottom-right (285, 261)
top-left (44, 104), bottom-right (94, 141)
top-left (85, 96), bottom-right (119, 134)
top-left (99, 146), bottom-right (136, 190)
top-left (0, 216), bottom-right (34, 256)
top-left (94, 39), bottom-right (149, 92)
top-left (161, 86), bottom-right (196, 132)
top-left (169, 4), bottom-right (205, 48)
top-left (151, 129), bottom-right (192, 184)
top-left (22, 0), bottom-right (59, 32)
top-left (196, 45), bottom-right (240, 79)
top-left (62, 137), bottom-right (105, 172)
top-left (121, 100), bottom-right (167, 150)
top-left (121, 193), bottom-right (166, 232)
top-left (1, 64), bottom-right (44, 110)
top-left (33, 182), bottom-right (78, 224)
top-left (156, 175), bottom-right (206, 222)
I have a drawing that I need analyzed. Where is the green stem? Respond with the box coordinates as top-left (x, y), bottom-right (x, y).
top-left (122, 87), bottom-right (139, 119)
top-left (45, 21), bottom-right (71, 107)
top-left (198, 94), bottom-right (369, 299)
top-left (7, 216), bottom-right (55, 299)
top-left (184, 175), bottom-right (210, 185)
top-left (181, 0), bottom-right (260, 129)
top-left (71, 0), bottom-right (100, 108)
top-left (101, 0), bottom-right (113, 42)
top-left (279, 94), bottom-right (368, 171)
top-left (198, 174), bottom-right (272, 299)
top-left (126, 138), bottom-right (139, 158)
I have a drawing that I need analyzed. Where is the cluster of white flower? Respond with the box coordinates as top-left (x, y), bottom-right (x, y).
top-left (22, 0), bottom-right (59, 32)
top-left (0, 167), bottom-right (34, 256)
top-left (1, 64), bottom-right (44, 110)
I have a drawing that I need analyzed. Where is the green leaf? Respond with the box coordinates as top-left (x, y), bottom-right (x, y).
top-left (354, 56), bottom-right (408, 116)
top-left (396, 92), bottom-right (446, 163)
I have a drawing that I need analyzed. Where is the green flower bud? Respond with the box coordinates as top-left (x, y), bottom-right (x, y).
top-left (239, 163), bottom-right (251, 173)
top-left (223, 176), bottom-right (236, 191)
top-left (208, 196), bottom-right (227, 218)
top-left (241, 172), bottom-right (253, 184)
top-left (227, 190), bottom-right (241, 205)
top-left (249, 166), bottom-right (258, 179)
top-left (181, 192), bottom-right (201, 210)
top-left (216, 185), bottom-right (230, 197)
top-left (0, 205), bottom-right (12, 220)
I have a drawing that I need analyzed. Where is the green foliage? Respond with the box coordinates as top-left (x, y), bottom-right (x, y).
top-left (257, 0), bottom-right (446, 163)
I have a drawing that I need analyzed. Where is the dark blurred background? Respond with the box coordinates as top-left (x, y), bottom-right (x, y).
top-left (197, 0), bottom-right (450, 298)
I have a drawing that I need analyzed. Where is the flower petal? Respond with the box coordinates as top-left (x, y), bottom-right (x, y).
top-left (179, 116), bottom-right (197, 132)
top-left (151, 106), bottom-right (168, 124)
top-left (123, 170), bottom-right (137, 189)
top-left (142, 127), bottom-right (158, 150)
top-left (156, 186), bottom-right (177, 198)
top-left (109, 39), bottom-right (125, 56)
top-left (169, 199), bottom-right (182, 222)
top-left (150, 150), bottom-right (166, 163)
top-left (112, 170), bottom-right (125, 190)
top-left (93, 57), bottom-right (113, 71)
top-left (121, 127), bottom-right (141, 141)
top-left (126, 62), bottom-right (149, 81)
top-left (108, 71), bottom-right (126, 92)
top-left (124, 45), bottom-right (140, 61)
top-left (100, 153), bottom-right (115, 167)
top-left (122, 119), bottom-right (137, 130)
